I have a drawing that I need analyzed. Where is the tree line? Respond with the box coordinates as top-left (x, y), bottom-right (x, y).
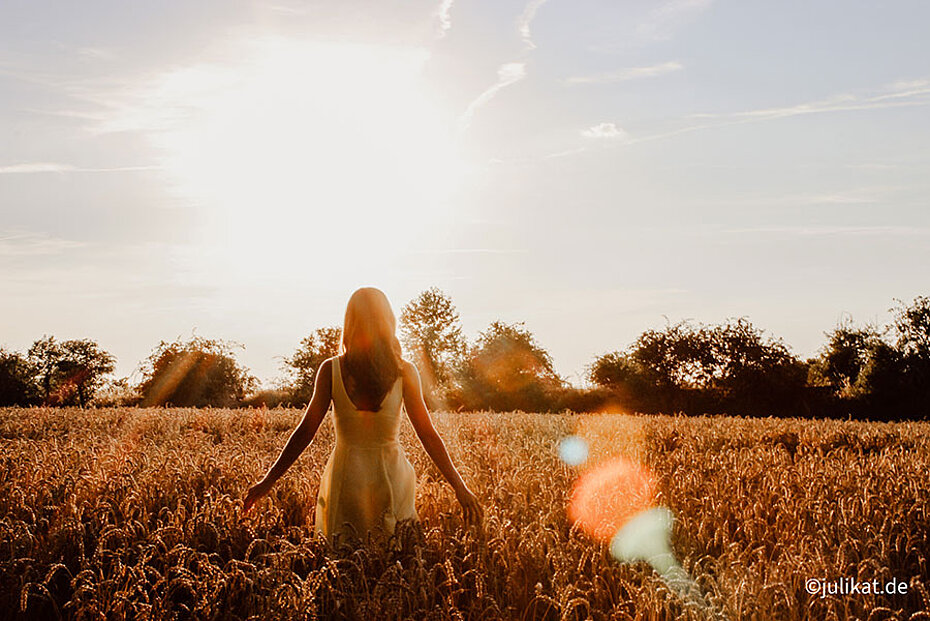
top-left (2, 289), bottom-right (928, 419)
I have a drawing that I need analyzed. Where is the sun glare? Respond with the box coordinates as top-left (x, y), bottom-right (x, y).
top-left (138, 38), bottom-right (464, 283)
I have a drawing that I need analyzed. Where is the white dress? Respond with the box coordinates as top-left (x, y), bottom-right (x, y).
top-left (315, 357), bottom-right (418, 542)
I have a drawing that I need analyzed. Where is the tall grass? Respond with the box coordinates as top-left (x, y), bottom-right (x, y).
top-left (1, 407), bottom-right (928, 620)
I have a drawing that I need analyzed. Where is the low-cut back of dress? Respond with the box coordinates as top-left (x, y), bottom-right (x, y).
top-left (315, 356), bottom-right (418, 542)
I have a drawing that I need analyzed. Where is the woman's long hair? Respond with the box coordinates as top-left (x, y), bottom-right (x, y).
top-left (341, 287), bottom-right (404, 409)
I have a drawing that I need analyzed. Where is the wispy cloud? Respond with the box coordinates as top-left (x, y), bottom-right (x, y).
top-left (562, 78), bottom-right (930, 159)
top-left (435, 0), bottom-right (455, 37)
top-left (517, 0), bottom-right (549, 50)
top-left (772, 187), bottom-right (895, 206)
top-left (687, 186), bottom-right (900, 209)
top-left (75, 47), bottom-right (115, 60)
top-left (544, 146), bottom-right (589, 160)
top-left (459, 0), bottom-right (549, 132)
top-left (689, 80), bottom-right (930, 123)
top-left (636, 0), bottom-right (715, 42)
top-left (719, 225), bottom-right (930, 238)
top-left (459, 62), bottom-right (526, 132)
top-left (873, 79), bottom-right (930, 101)
top-left (408, 248), bottom-right (529, 255)
top-left (0, 163), bottom-right (75, 174)
top-left (0, 162), bottom-right (159, 174)
top-left (0, 231), bottom-right (85, 257)
top-left (567, 61), bottom-right (683, 85)
top-left (261, 2), bottom-right (311, 16)
top-left (629, 78), bottom-right (930, 145)
top-left (581, 122), bottom-right (628, 140)
top-left (845, 162), bottom-right (899, 171)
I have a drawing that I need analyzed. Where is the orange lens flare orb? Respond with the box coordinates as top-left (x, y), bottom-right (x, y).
top-left (567, 456), bottom-right (657, 541)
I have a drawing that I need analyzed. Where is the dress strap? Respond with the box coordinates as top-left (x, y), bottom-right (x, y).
top-left (332, 356), bottom-right (346, 406)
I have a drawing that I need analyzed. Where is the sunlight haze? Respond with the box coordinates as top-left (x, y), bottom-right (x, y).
top-left (2, 0), bottom-right (929, 386)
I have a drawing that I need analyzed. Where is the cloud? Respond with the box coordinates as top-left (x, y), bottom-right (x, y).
top-left (517, 0), bottom-right (549, 50)
top-left (581, 122), bottom-right (628, 140)
top-left (687, 186), bottom-right (900, 209)
top-left (636, 0), bottom-right (715, 42)
top-left (879, 79), bottom-right (930, 97)
top-left (459, 62), bottom-right (526, 132)
top-left (0, 162), bottom-right (76, 174)
top-left (262, 2), bottom-right (311, 15)
top-left (0, 231), bottom-right (85, 257)
top-left (435, 0), bottom-right (455, 37)
top-left (781, 188), bottom-right (893, 206)
top-left (566, 61), bottom-right (683, 85)
top-left (544, 146), bottom-right (589, 159)
top-left (458, 0), bottom-right (548, 133)
top-left (407, 248), bottom-right (529, 256)
top-left (76, 47), bottom-right (115, 60)
top-left (719, 225), bottom-right (930, 238)
top-left (0, 162), bottom-right (159, 174)
top-left (690, 79), bottom-right (930, 122)
top-left (631, 77), bottom-right (930, 144)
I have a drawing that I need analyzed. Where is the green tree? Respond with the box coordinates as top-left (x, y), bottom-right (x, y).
top-left (810, 319), bottom-right (894, 396)
top-left (893, 296), bottom-right (930, 359)
top-left (0, 348), bottom-right (39, 406)
top-left (589, 351), bottom-right (640, 388)
top-left (27, 335), bottom-right (62, 403)
top-left (891, 295), bottom-right (930, 417)
top-left (55, 339), bottom-right (117, 407)
top-left (809, 300), bottom-right (930, 419)
top-left (137, 335), bottom-right (257, 407)
top-left (282, 326), bottom-right (342, 404)
top-left (628, 321), bottom-right (714, 389)
top-left (587, 351), bottom-right (655, 411)
top-left (399, 288), bottom-right (466, 406)
top-left (590, 318), bottom-right (806, 415)
top-left (592, 320), bottom-right (717, 412)
top-left (456, 321), bottom-right (563, 412)
top-left (704, 318), bottom-right (807, 413)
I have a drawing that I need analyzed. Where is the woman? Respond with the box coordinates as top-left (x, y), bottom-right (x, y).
top-left (243, 287), bottom-right (482, 542)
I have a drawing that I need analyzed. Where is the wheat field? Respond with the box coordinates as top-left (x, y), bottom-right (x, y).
top-left (1, 407), bottom-right (928, 620)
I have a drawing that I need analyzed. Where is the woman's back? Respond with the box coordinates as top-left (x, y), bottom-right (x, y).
top-left (314, 356), bottom-right (418, 541)
top-left (243, 287), bottom-right (481, 544)
top-left (331, 355), bottom-right (404, 447)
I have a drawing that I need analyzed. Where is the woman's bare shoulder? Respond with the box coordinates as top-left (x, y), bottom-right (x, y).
top-left (400, 359), bottom-right (420, 381)
top-left (317, 357), bottom-right (335, 378)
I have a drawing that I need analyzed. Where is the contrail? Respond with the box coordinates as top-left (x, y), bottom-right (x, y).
top-left (458, 62), bottom-right (526, 133)
top-left (436, 0), bottom-right (455, 37)
top-left (517, 0), bottom-right (549, 50)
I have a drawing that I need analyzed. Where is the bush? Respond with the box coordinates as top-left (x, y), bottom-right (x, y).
top-left (452, 321), bottom-right (564, 412)
top-left (589, 318), bottom-right (808, 416)
top-left (0, 348), bottom-right (39, 406)
top-left (241, 388), bottom-right (294, 408)
top-left (137, 335), bottom-right (257, 407)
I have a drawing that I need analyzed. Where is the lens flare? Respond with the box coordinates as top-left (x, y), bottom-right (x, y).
top-left (610, 506), bottom-right (675, 567)
top-left (611, 507), bottom-right (714, 613)
top-left (563, 440), bottom-right (721, 616)
top-left (558, 435), bottom-right (589, 465)
top-left (567, 456), bottom-right (656, 541)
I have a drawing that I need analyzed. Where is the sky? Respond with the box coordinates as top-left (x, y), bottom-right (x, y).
top-left (2, 0), bottom-right (929, 387)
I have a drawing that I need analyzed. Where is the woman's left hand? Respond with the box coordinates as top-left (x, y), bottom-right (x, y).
top-left (455, 486), bottom-right (484, 528)
top-left (243, 479), bottom-right (272, 513)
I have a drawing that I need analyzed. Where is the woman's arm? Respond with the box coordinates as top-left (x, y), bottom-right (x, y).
top-left (243, 358), bottom-right (334, 512)
top-left (402, 361), bottom-right (483, 526)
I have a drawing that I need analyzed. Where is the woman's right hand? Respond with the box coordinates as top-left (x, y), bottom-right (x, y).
top-left (456, 486), bottom-right (483, 528)
top-left (243, 479), bottom-right (273, 513)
